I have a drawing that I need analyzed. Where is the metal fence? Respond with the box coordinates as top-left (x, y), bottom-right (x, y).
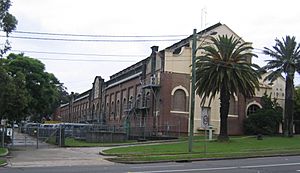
top-left (19, 123), bottom-right (182, 146)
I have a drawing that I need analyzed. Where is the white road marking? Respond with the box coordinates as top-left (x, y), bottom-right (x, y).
top-left (132, 165), bottom-right (184, 169)
top-left (127, 166), bottom-right (238, 173)
top-left (240, 162), bottom-right (300, 169)
top-left (127, 162), bottom-right (300, 173)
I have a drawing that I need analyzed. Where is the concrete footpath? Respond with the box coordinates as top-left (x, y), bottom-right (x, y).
top-left (6, 147), bottom-right (114, 168)
top-left (5, 131), bottom-right (114, 168)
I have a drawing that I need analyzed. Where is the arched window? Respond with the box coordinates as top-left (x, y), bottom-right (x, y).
top-left (116, 100), bottom-right (120, 117)
top-left (146, 92), bottom-right (150, 107)
top-left (92, 104), bottom-right (95, 120)
top-left (247, 104), bottom-right (260, 115)
top-left (173, 89), bottom-right (187, 111)
top-left (111, 101), bottom-right (115, 116)
top-left (129, 96), bottom-right (133, 109)
top-left (123, 98), bottom-right (127, 111)
top-left (229, 95), bottom-right (237, 115)
top-left (106, 102), bottom-right (109, 118)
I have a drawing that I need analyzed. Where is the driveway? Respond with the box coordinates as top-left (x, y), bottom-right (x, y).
top-left (6, 131), bottom-right (114, 168)
top-left (6, 147), bottom-right (114, 168)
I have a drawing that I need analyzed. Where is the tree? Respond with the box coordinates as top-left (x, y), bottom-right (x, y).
top-left (263, 36), bottom-right (300, 137)
top-left (0, 0), bottom-right (18, 56)
top-left (195, 35), bottom-right (260, 141)
top-left (244, 94), bottom-right (282, 135)
top-left (294, 86), bottom-right (300, 133)
top-left (0, 59), bottom-right (29, 122)
top-left (0, 53), bottom-right (63, 122)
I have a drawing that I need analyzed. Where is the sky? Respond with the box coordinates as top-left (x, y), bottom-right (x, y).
top-left (3, 0), bottom-right (300, 93)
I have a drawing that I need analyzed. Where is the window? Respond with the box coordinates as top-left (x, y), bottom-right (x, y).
top-left (129, 96), bottom-right (133, 109)
top-left (123, 98), bottom-right (127, 112)
top-left (146, 92), bottom-right (150, 107)
top-left (247, 104), bottom-right (260, 115)
top-left (111, 101), bottom-right (115, 115)
top-left (116, 100), bottom-right (120, 117)
top-left (173, 89), bottom-right (186, 111)
top-left (229, 95), bottom-right (237, 115)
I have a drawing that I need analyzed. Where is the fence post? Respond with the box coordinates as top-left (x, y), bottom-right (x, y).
top-left (59, 125), bottom-right (62, 147)
top-left (11, 125), bottom-right (14, 147)
top-left (36, 127), bottom-right (39, 149)
top-left (179, 120), bottom-right (181, 138)
top-left (1, 126), bottom-right (4, 147)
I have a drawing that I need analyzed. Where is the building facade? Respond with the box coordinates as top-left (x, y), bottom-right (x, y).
top-left (55, 23), bottom-right (285, 136)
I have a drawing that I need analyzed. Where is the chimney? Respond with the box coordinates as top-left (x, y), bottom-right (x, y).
top-left (151, 46), bottom-right (159, 52)
top-left (151, 46), bottom-right (158, 75)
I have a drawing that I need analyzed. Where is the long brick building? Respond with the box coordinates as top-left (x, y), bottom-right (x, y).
top-left (55, 23), bottom-right (285, 137)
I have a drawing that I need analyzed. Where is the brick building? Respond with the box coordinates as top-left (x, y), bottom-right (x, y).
top-left (55, 23), bottom-right (285, 136)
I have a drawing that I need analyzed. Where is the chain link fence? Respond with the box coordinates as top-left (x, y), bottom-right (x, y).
top-left (19, 122), bottom-right (183, 146)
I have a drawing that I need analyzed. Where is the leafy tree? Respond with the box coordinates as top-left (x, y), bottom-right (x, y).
top-left (244, 94), bottom-right (282, 135)
top-left (0, 0), bottom-right (18, 56)
top-left (263, 36), bottom-right (300, 137)
top-left (195, 35), bottom-right (260, 141)
top-left (0, 59), bottom-right (29, 122)
top-left (0, 53), bottom-right (63, 122)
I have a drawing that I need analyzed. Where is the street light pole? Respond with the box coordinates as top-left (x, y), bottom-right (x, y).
top-left (188, 29), bottom-right (197, 153)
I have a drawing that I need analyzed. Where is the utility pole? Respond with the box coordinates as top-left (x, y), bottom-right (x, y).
top-left (188, 29), bottom-right (197, 153)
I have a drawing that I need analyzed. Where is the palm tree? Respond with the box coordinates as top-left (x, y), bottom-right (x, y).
top-left (195, 35), bottom-right (260, 141)
top-left (263, 36), bottom-right (300, 137)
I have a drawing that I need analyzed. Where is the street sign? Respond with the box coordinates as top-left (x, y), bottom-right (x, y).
top-left (1, 119), bottom-right (7, 126)
top-left (201, 107), bottom-right (210, 129)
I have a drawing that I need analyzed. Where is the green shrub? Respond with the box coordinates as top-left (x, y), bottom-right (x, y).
top-left (244, 109), bottom-right (282, 135)
top-left (244, 93), bottom-right (282, 135)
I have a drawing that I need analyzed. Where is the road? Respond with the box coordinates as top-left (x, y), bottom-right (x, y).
top-left (1, 155), bottom-right (300, 173)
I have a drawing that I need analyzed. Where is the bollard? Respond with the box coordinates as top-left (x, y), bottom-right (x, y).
top-left (208, 125), bottom-right (214, 141)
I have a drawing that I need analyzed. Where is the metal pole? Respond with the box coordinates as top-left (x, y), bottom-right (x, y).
top-left (188, 29), bottom-right (197, 152)
top-left (12, 125), bottom-right (14, 147)
top-left (1, 126), bottom-right (4, 147)
top-left (36, 127), bottom-right (39, 149)
top-left (204, 126), bottom-right (207, 154)
top-left (59, 125), bottom-right (62, 147)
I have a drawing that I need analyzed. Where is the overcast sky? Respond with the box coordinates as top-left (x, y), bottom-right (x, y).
top-left (4, 0), bottom-right (300, 93)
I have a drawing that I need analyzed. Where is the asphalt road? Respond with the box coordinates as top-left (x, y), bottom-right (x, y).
top-left (1, 155), bottom-right (300, 173)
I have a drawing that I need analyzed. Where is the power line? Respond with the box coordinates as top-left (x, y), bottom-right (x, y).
top-left (11, 50), bottom-right (147, 57)
top-left (12, 30), bottom-right (188, 38)
top-left (1, 35), bottom-right (182, 42)
top-left (34, 57), bottom-right (136, 62)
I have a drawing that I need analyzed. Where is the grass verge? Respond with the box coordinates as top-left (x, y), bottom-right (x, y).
top-left (0, 159), bottom-right (6, 166)
top-left (64, 137), bottom-right (136, 147)
top-left (0, 148), bottom-right (8, 156)
top-left (0, 148), bottom-right (7, 166)
top-left (104, 135), bottom-right (300, 162)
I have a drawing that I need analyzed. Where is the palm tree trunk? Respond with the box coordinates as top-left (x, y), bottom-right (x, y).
top-left (284, 75), bottom-right (294, 137)
top-left (218, 85), bottom-right (230, 141)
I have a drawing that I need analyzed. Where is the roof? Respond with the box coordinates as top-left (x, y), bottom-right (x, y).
top-left (165, 22), bottom-right (222, 50)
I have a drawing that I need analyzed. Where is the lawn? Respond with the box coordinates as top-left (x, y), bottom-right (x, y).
top-left (0, 159), bottom-right (5, 165)
top-left (0, 148), bottom-right (7, 166)
top-left (104, 135), bottom-right (300, 162)
top-left (64, 137), bottom-right (136, 147)
top-left (0, 148), bottom-right (8, 156)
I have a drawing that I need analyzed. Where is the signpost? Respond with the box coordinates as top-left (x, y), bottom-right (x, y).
top-left (1, 119), bottom-right (7, 147)
top-left (201, 107), bottom-right (210, 153)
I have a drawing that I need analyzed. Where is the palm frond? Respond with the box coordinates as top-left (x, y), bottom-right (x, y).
top-left (195, 34), bottom-right (260, 105)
